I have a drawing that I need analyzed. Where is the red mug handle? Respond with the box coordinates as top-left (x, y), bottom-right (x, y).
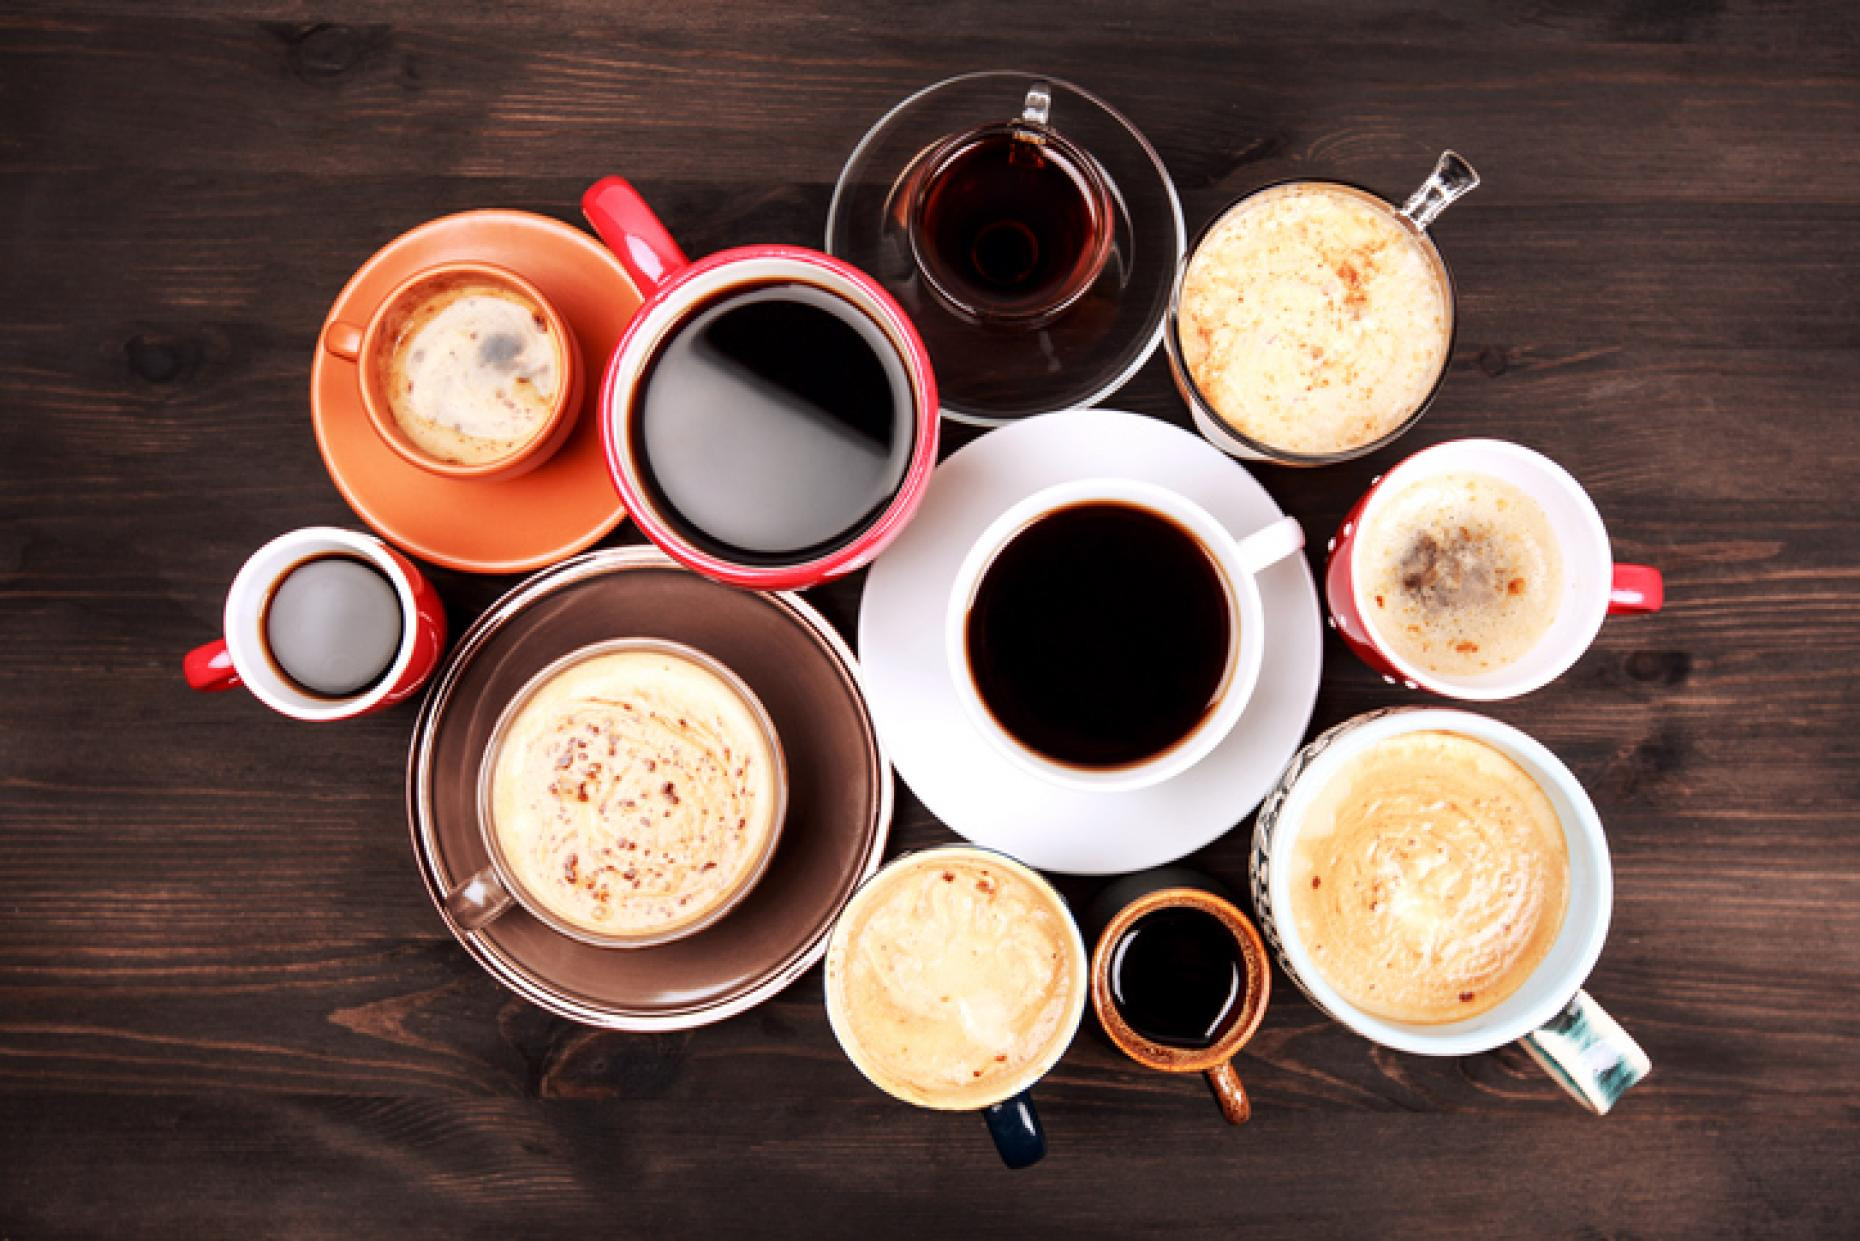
top-left (184, 638), bottom-right (241, 692)
top-left (581, 176), bottom-right (689, 294)
top-left (1608, 564), bottom-right (1664, 614)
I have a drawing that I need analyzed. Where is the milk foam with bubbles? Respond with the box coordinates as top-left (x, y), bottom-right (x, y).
top-left (382, 282), bottom-right (560, 465)
top-left (1178, 182), bottom-right (1451, 455)
top-left (1362, 471), bottom-right (1563, 679)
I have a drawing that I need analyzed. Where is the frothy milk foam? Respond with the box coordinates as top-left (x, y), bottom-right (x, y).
top-left (488, 649), bottom-right (778, 939)
top-left (1287, 731), bottom-right (1570, 1024)
top-left (827, 851), bottom-right (1083, 1109)
top-left (1177, 182), bottom-right (1451, 455)
top-left (1361, 471), bottom-right (1563, 679)
top-left (380, 278), bottom-right (561, 465)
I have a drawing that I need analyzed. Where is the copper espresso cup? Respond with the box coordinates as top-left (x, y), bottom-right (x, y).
top-left (1087, 869), bottom-right (1271, 1124)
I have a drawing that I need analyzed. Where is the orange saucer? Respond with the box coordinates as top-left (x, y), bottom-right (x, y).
top-left (311, 210), bottom-right (637, 574)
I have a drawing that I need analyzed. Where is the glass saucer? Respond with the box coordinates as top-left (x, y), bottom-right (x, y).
top-left (827, 71), bottom-right (1184, 427)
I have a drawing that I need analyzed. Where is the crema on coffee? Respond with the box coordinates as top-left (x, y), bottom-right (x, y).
top-left (379, 277), bottom-right (562, 465)
top-left (1361, 471), bottom-right (1563, 679)
top-left (1287, 731), bottom-right (1569, 1023)
top-left (487, 647), bottom-right (779, 939)
top-left (1177, 182), bottom-right (1451, 456)
top-left (826, 851), bottom-right (1084, 1109)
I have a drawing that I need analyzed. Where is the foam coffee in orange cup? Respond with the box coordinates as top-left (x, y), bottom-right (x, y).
top-left (321, 260), bottom-right (584, 482)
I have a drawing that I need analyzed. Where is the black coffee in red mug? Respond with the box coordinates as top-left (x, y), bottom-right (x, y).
top-left (908, 82), bottom-right (1115, 328)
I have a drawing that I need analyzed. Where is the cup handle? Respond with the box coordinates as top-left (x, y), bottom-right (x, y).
top-left (1519, 989), bottom-right (1652, 1115)
top-left (1204, 1061), bottom-right (1252, 1126)
top-left (443, 864), bottom-right (516, 933)
top-left (1232, 515), bottom-right (1306, 576)
top-left (321, 321), bottom-right (365, 362)
top-left (981, 1089), bottom-right (1046, 1169)
top-left (1400, 150), bottom-right (1481, 231)
top-left (1020, 81), bottom-right (1053, 128)
top-left (1608, 564), bottom-right (1664, 614)
top-left (183, 638), bottom-right (241, 692)
top-left (581, 176), bottom-right (690, 295)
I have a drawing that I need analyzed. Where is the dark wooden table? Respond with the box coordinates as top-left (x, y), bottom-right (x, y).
top-left (4, 1), bottom-right (1857, 1236)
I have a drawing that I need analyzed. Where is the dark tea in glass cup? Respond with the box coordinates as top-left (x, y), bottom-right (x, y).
top-left (906, 82), bottom-right (1117, 329)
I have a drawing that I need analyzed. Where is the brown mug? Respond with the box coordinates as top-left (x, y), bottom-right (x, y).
top-left (1086, 867), bottom-right (1271, 1124)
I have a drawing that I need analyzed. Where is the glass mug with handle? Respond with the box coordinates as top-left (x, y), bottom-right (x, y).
top-left (823, 845), bottom-right (1089, 1168)
top-left (1250, 707), bottom-right (1651, 1114)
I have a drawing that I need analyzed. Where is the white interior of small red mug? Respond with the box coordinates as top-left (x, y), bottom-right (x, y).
top-left (604, 253), bottom-right (931, 580)
top-left (1351, 439), bottom-right (1613, 699)
top-left (222, 527), bottom-right (420, 721)
top-left (945, 477), bottom-right (1260, 794)
top-left (1265, 708), bottom-right (1613, 1056)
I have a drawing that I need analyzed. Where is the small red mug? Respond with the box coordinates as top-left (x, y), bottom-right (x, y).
top-left (1326, 439), bottom-right (1663, 699)
top-left (184, 527), bottom-right (446, 721)
top-left (581, 176), bottom-right (940, 591)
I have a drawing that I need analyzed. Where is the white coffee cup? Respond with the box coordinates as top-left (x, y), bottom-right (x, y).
top-left (1250, 706), bottom-right (1651, 1113)
top-left (947, 477), bottom-right (1304, 793)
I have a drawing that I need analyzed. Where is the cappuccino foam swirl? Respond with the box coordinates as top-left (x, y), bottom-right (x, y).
top-left (1288, 731), bottom-right (1569, 1024)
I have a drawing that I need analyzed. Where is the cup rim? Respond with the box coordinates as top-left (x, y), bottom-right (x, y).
top-left (823, 843), bottom-right (1089, 1111)
top-left (222, 527), bottom-right (420, 722)
top-left (472, 636), bottom-right (791, 950)
top-left (1347, 438), bottom-right (1615, 700)
top-left (599, 244), bottom-right (940, 591)
top-left (905, 118), bottom-right (1117, 329)
top-left (1262, 707), bottom-right (1613, 1056)
top-left (356, 259), bottom-right (584, 481)
top-left (1164, 176), bottom-right (1460, 466)
top-left (944, 476), bottom-right (1256, 793)
top-left (1088, 885), bottom-right (1271, 1073)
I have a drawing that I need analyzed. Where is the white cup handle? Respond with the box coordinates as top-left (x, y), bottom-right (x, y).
top-left (1231, 515), bottom-right (1305, 576)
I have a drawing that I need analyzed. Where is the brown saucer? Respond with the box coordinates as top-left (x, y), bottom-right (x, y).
top-left (407, 547), bottom-right (892, 1029)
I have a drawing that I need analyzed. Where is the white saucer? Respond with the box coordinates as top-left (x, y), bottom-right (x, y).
top-left (858, 410), bottom-right (1323, 874)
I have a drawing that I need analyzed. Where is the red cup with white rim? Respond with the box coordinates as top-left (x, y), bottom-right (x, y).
top-left (183, 527), bottom-right (446, 720)
top-left (1325, 439), bottom-right (1662, 699)
top-left (582, 176), bottom-right (940, 591)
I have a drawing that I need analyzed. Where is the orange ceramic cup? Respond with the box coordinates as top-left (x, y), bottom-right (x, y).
top-left (321, 260), bottom-right (584, 482)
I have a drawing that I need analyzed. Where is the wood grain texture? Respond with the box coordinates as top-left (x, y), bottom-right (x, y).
top-left (3, 0), bottom-right (1858, 1236)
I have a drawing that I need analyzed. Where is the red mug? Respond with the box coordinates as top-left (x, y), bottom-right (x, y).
top-left (184, 527), bottom-right (446, 720)
top-left (581, 176), bottom-right (940, 591)
top-left (1326, 439), bottom-right (1663, 699)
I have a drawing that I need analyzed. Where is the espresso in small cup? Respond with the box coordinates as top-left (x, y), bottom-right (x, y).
top-left (908, 87), bottom-right (1114, 328)
top-left (376, 273), bottom-right (564, 466)
top-left (1287, 729), bottom-right (1570, 1023)
top-left (826, 849), bottom-right (1084, 1111)
top-left (464, 641), bottom-right (786, 945)
top-left (1359, 471), bottom-right (1564, 679)
top-left (629, 281), bottom-right (914, 565)
top-left (965, 500), bottom-right (1232, 770)
top-left (261, 553), bottom-right (404, 699)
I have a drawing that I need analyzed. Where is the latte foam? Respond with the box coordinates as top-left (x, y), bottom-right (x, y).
top-left (1177, 182), bottom-right (1451, 456)
top-left (826, 851), bottom-right (1084, 1109)
top-left (1287, 731), bottom-right (1569, 1024)
top-left (487, 647), bottom-right (779, 939)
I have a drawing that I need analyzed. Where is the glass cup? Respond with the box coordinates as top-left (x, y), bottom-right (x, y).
top-left (904, 82), bottom-right (1117, 329)
top-left (1166, 151), bottom-right (1480, 466)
